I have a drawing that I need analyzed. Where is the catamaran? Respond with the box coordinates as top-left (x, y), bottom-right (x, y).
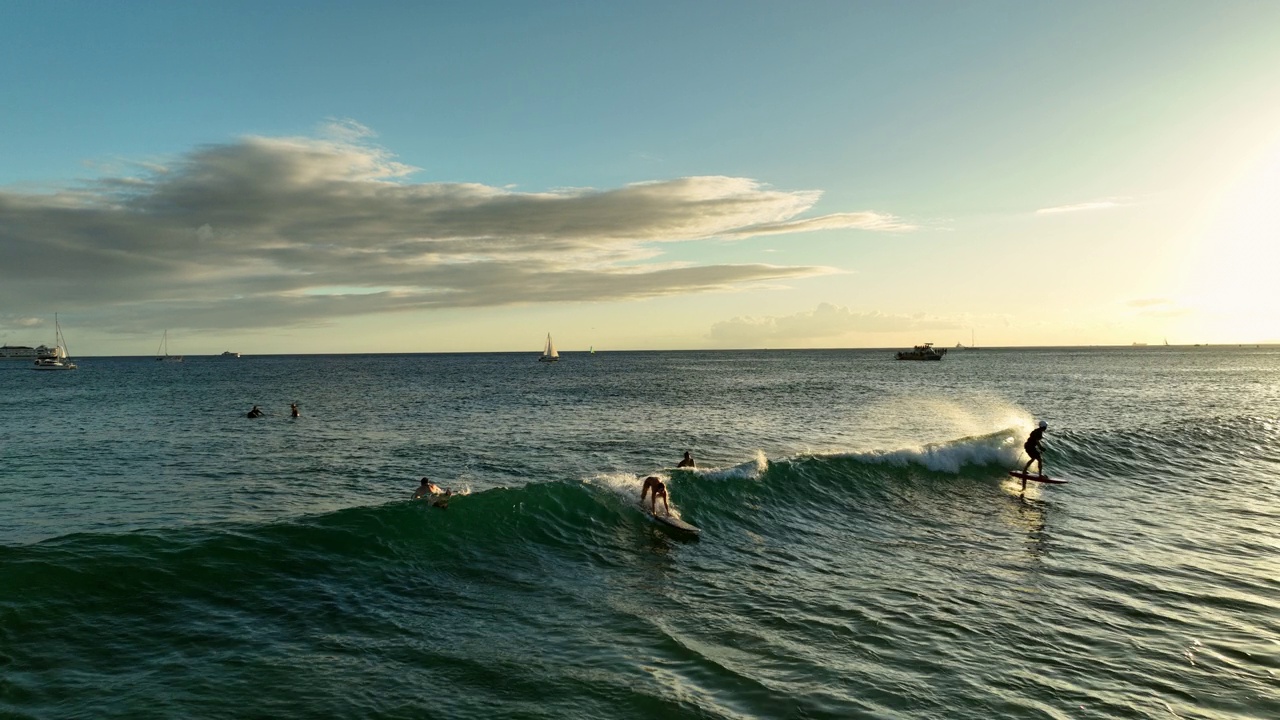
top-left (31, 314), bottom-right (77, 371)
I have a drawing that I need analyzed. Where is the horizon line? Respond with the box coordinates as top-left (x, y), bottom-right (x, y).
top-left (37, 342), bottom-right (1280, 359)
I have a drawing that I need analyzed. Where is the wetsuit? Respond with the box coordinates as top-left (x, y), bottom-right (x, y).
top-left (1025, 427), bottom-right (1045, 461)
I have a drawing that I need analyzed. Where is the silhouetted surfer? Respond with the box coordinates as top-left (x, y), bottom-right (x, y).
top-left (677, 451), bottom-right (695, 468)
top-left (640, 476), bottom-right (670, 515)
top-left (1020, 421), bottom-right (1048, 490)
top-left (290, 403), bottom-right (300, 418)
top-left (246, 405), bottom-right (263, 418)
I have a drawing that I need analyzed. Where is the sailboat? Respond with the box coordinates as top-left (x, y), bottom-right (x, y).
top-left (156, 330), bottom-right (183, 362)
top-left (31, 314), bottom-right (77, 371)
top-left (538, 333), bottom-right (560, 362)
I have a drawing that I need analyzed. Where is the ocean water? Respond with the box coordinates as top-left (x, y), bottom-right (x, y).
top-left (1, 347), bottom-right (1277, 719)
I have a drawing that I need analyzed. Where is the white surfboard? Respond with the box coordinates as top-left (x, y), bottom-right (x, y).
top-left (638, 503), bottom-right (701, 534)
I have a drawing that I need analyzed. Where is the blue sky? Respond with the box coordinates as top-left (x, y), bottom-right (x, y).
top-left (3, 1), bottom-right (1279, 354)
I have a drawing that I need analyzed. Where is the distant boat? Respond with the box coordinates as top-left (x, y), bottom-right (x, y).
top-left (220, 351), bottom-right (240, 358)
top-left (896, 342), bottom-right (946, 361)
top-left (1132, 342), bottom-right (1148, 347)
top-left (1, 343), bottom-right (61, 361)
top-left (31, 314), bottom-right (76, 371)
top-left (538, 333), bottom-right (560, 363)
top-left (156, 330), bottom-right (183, 362)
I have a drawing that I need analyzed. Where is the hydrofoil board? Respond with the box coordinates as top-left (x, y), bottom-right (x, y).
top-left (1008, 470), bottom-right (1068, 485)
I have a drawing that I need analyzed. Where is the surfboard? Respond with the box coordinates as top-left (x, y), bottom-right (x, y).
top-left (1008, 470), bottom-right (1069, 485)
top-left (639, 504), bottom-right (701, 534)
top-left (652, 512), bottom-right (701, 534)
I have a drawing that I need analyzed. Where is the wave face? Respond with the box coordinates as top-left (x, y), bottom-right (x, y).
top-left (2, 348), bottom-right (1278, 719)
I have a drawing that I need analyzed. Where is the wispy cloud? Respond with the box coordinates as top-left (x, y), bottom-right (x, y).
top-left (0, 130), bottom-right (907, 334)
top-left (1126, 297), bottom-right (1193, 318)
top-left (722, 211), bottom-right (915, 237)
top-left (1036, 197), bottom-right (1133, 215)
top-left (1127, 297), bottom-right (1172, 308)
top-left (708, 302), bottom-right (963, 346)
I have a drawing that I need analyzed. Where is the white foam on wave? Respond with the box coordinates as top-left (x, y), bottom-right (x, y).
top-left (690, 450), bottom-right (769, 482)
top-left (584, 471), bottom-right (645, 500)
top-left (583, 471), bottom-right (689, 519)
top-left (843, 430), bottom-right (1025, 473)
top-left (849, 394), bottom-right (1038, 454)
top-left (756, 429), bottom-right (1029, 475)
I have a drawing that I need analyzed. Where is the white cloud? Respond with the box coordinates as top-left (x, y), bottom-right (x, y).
top-left (1125, 297), bottom-right (1193, 319)
top-left (1035, 197), bottom-right (1133, 215)
top-left (0, 129), bottom-right (908, 334)
top-left (319, 118), bottom-right (378, 143)
top-left (708, 302), bottom-right (964, 346)
top-left (723, 211), bottom-right (915, 236)
top-left (1127, 297), bottom-right (1172, 308)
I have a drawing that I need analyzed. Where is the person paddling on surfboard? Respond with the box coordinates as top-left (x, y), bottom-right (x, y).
top-left (413, 477), bottom-right (454, 508)
top-left (677, 451), bottom-right (695, 468)
top-left (1020, 421), bottom-right (1048, 490)
top-left (413, 477), bottom-right (440, 499)
top-left (640, 476), bottom-right (670, 516)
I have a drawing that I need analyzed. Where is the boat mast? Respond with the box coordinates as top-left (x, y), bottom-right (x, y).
top-left (56, 313), bottom-right (69, 358)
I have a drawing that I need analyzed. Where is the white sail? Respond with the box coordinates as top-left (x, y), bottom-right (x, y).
top-left (31, 314), bottom-right (77, 370)
top-left (539, 333), bottom-right (560, 362)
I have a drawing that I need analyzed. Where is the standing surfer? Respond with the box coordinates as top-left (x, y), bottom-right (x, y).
top-left (1020, 421), bottom-right (1048, 490)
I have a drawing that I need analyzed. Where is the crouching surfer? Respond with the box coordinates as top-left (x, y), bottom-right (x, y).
top-left (640, 476), bottom-right (670, 516)
top-left (1020, 420), bottom-right (1048, 490)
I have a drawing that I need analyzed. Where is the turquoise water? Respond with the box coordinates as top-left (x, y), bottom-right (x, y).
top-left (2, 348), bottom-right (1277, 718)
